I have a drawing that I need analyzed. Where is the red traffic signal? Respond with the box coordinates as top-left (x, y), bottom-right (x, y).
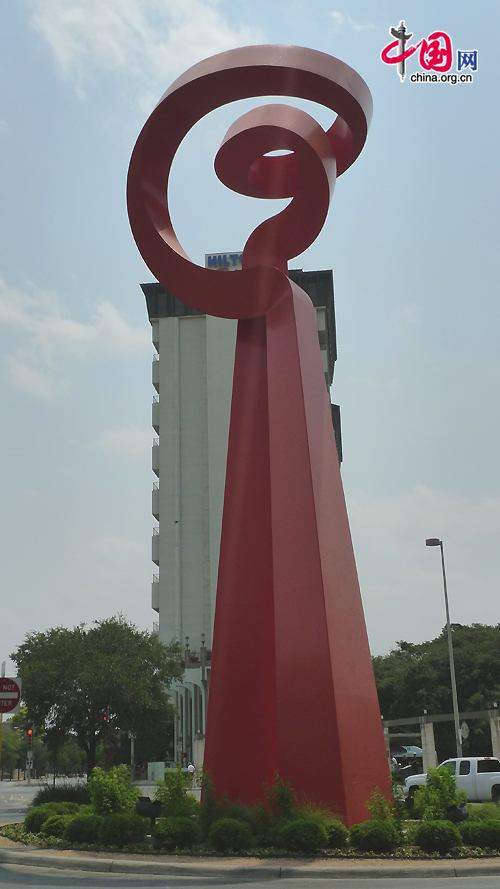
top-left (27, 729), bottom-right (33, 750)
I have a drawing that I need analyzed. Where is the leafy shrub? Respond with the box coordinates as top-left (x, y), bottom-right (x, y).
top-left (460, 819), bottom-right (500, 850)
top-left (459, 821), bottom-right (481, 846)
top-left (206, 818), bottom-right (253, 852)
top-left (50, 802), bottom-right (80, 815)
top-left (350, 819), bottom-right (400, 853)
top-left (24, 802), bottom-right (79, 834)
top-left (153, 766), bottom-right (199, 818)
top-left (198, 770), bottom-right (218, 840)
top-left (153, 816), bottom-right (199, 851)
top-left (325, 820), bottom-right (349, 849)
top-left (413, 766), bottom-right (467, 821)
top-left (88, 764), bottom-right (140, 816)
top-left (216, 797), bottom-right (254, 827)
top-left (476, 820), bottom-right (500, 850)
top-left (40, 813), bottom-right (72, 838)
top-left (413, 819), bottom-right (462, 853)
top-left (390, 780), bottom-right (407, 830)
top-left (198, 772), bottom-right (264, 841)
top-left (248, 801), bottom-right (271, 842)
top-left (32, 782), bottom-right (90, 807)
top-left (263, 774), bottom-right (297, 821)
top-left (24, 806), bottom-right (52, 834)
top-left (366, 787), bottom-right (395, 821)
top-left (293, 802), bottom-right (347, 850)
top-left (274, 819), bottom-right (327, 854)
top-left (63, 812), bottom-right (103, 844)
top-left (468, 803), bottom-right (500, 822)
top-left (98, 812), bottom-right (147, 848)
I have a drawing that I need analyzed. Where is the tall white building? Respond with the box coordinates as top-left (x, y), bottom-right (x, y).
top-left (143, 267), bottom-right (341, 766)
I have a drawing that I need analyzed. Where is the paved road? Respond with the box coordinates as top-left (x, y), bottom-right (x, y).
top-left (0, 782), bottom-right (41, 825)
top-left (2, 866), bottom-right (500, 889)
top-left (0, 779), bottom-right (175, 826)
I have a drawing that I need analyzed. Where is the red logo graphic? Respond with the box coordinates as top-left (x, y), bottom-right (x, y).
top-left (381, 21), bottom-right (453, 81)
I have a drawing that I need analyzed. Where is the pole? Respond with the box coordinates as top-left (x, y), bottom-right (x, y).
top-left (439, 541), bottom-right (462, 758)
top-left (0, 662), bottom-right (5, 780)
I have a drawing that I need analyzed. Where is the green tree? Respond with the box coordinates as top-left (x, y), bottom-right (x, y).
top-left (373, 624), bottom-right (500, 760)
top-left (57, 737), bottom-right (87, 776)
top-left (0, 720), bottom-right (22, 777)
top-left (11, 615), bottom-right (183, 775)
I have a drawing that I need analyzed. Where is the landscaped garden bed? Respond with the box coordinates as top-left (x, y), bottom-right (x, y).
top-left (2, 763), bottom-right (500, 860)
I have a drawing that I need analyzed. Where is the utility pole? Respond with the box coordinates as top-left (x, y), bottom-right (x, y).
top-left (129, 731), bottom-right (136, 783)
top-left (0, 662), bottom-right (5, 780)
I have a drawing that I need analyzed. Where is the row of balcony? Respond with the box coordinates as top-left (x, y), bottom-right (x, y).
top-left (152, 344), bottom-right (160, 619)
top-left (152, 353), bottom-right (159, 392)
top-left (152, 573), bottom-right (159, 613)
top-left (152, 395), bottom-right (159, 432)
top-left (152, 526), bottom-right (159, 565)
top-left (152, 437), bottom-right (159, 476)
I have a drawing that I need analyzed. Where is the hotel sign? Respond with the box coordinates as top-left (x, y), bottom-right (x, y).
top-left (205, 252), bottom-right (242, 271)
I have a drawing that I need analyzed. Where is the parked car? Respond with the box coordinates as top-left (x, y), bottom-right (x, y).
top-left (404, 756), bottom-right (500, 806)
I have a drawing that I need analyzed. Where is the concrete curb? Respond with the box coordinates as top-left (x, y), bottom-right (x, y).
top-left (2, 849), bottom-right (500, 879)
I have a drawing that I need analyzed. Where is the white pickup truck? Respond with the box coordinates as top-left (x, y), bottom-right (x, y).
top-left (404, 757), bottom-right (500, 805)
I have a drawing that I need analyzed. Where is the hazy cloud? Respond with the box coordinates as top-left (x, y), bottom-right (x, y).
top-left (30, 0), bottom-right (264, 105)
top-left (92, 535), bottom-right (144, 558)
top-left (0, 276), bottom-right (150, 398)
top-left (341, 373), bottom-right (402, 393)
top-left (95, 425), bottom-right (152, 460)
top-left (391, 303), bottom-right (421, 331)
top-left (5, 355), bottom-right (71, 399)
top-left (329, 11), bottom-right (375, 33)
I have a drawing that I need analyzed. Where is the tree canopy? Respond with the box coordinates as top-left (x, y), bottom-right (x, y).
top-left (11, 615), bottom-right (183, 774)
top-left (373, 623), bottom-right (500, 760)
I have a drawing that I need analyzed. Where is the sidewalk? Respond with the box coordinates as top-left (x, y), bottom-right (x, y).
top-left (2, 835), bottom-right (500, 879)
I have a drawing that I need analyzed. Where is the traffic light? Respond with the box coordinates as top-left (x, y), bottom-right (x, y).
top-left (27, 729), bottom-right (33, 750)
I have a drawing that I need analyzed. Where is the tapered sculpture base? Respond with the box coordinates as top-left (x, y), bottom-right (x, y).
top-left (203, 282), bottom-right (389, 826)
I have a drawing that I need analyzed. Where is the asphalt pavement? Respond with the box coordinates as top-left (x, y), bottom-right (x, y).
top-left (0, 780), bottom-right (40, 825)
top-left (2, 841), bottom-right (500, 883)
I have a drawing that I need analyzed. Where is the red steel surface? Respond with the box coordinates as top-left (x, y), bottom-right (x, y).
top-left (128, 44), bottom-right (389, 824)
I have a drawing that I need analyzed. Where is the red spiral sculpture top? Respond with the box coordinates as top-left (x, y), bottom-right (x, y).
top-left (127, 44), bottom-right (372, 319)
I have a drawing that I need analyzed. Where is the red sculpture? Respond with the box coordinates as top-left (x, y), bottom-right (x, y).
top-left (128, 45), bottom-right (389, 825)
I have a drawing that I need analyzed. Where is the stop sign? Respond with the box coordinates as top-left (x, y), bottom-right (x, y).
top-left (0, 677), bottom-right (22, 714)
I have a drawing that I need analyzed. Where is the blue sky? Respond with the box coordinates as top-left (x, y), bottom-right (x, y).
top-left (1, 1), bottom-right (498, 675)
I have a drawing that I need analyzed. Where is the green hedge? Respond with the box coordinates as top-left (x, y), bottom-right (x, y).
top-left (413, 820), bottom-right (462, 853)
top-left (32, 783), bottom-right (90, 807)
top-left (40, 814), bottom-right (72, 838)
top-left (24, 802), bottom-right (79, 834)
top-left (63, 812), bottom-right (103, 844)
top-left (153, 817), bottom-right (199, 851)
top-left (325, 820), bottom-right (349, 849)
top-left (350, 819), bottom-right (399, 853)
top-left (273, 819), bottom-right (327, 853)
top-left (207, 818), bottom-right (253, 852)
top-left (460, 819), bottom-right (500, 850)
top-left (98, 813), bottom-right (147, 848)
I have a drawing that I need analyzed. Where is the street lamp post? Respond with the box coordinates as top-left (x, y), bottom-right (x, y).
top-left (426, 538), bottom-right (462, 758)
